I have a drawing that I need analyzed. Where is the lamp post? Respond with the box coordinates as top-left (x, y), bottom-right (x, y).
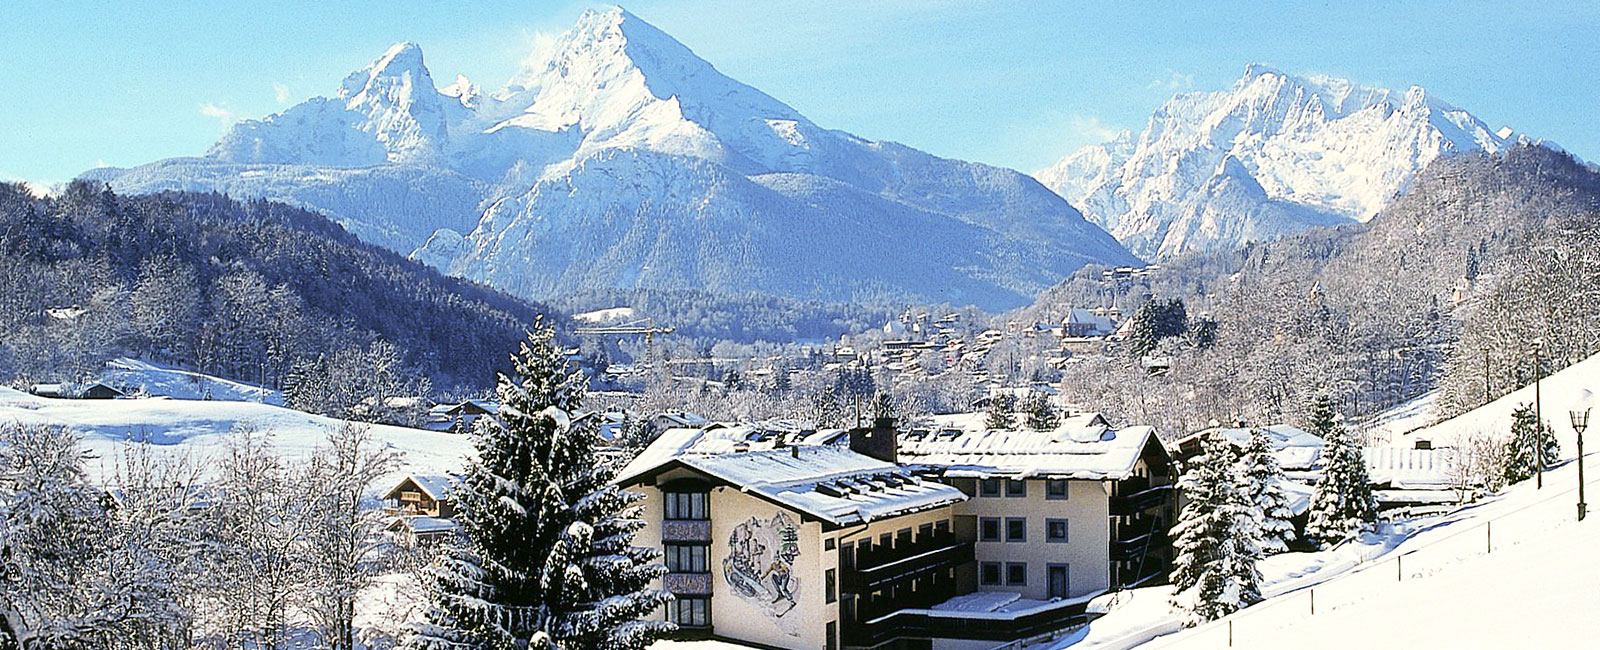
top-left (1533, 338), bottom-right (1545, 489)
top-left (1571, 389), bottom-right (1592, 522)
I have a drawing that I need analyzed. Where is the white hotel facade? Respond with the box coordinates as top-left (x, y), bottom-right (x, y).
top-left (615, 413), bottom-right (1176, 650)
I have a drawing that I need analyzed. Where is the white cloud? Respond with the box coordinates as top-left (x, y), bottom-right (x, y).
top-left (199, 102), bottom-right (236, 129)
top-left (1065, 113), bottom-right (1123, 145)
top-left (1149, 69), bottom-right (1196, 92)
top-left (272, 82), bottom-right (291, 105)
top-left (514, 29), bottom-right (559, 77)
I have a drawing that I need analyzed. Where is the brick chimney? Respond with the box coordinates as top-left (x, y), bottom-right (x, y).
top-left (850, 416), bottom-right (898, 464)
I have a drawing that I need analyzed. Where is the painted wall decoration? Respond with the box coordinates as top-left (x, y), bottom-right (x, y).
top-left (723, 511), bottom-right (802, 636)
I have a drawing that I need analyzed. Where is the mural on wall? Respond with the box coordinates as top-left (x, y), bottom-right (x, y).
top-left (723, 511), bottom-right (802, 636)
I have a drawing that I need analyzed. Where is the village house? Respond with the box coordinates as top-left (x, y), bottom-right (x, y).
top-left (616, 413), bottom-right (1177, 650)
top-left (384, 475), bottom-right (460, 546)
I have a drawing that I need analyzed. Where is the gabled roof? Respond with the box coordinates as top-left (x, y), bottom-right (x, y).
top-left (385, 474), bottom-right (458, 502)
top-left (617, 430), bottom-right (966, 528)
top-left (898, 412), bottom-right (1163, 480)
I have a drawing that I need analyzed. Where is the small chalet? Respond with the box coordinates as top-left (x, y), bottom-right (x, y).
top-left (384, 475), bottom-right (460, 546)
top-left (29, 382), bottom-right (126, 399)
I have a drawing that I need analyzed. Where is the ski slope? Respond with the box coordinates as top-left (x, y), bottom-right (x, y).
top-left (0, 386), bottom-right (474, 484)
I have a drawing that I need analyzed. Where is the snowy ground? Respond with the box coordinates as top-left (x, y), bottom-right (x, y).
top-left (1392, 351), bottom-right (1600, 452)
top-left (1068, 455), bottom-right (1598, 650)
top-left (100, 357), bottom-right (284, 404)
top-left (0, 386), bottom-right (473, 484)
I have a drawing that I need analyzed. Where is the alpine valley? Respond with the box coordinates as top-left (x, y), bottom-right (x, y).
top-left (83, 8), bottom-right (1139, 311)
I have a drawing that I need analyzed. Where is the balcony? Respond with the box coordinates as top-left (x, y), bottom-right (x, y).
top-left (844, 536), bottom-right (973, 593)
top-left (1112, 528), bottom-right (1167, 561)
top-left (664, 572), bottom-right (713, 596)
top-left (1110, 484), bottom-right (1173, 516)
top-left (844, 591), bottom-right (1098, 647)
top-left (661, 519), bottom-right (712, 543)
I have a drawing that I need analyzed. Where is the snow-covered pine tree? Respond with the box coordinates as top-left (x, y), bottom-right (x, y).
top-left (1169, 432), bottom-right (1262, 625)
top-left (986, 393), bottom-right (1016, 430)
top-left (1240, 428), bottom-right (1296, 554)
top-left (1303, 396), bottom-right (1378, 548)
top-left (1502, 402), bottom-right (1560, 484)
top-left (409, 320), bottom-right (673, 650)
top-left (1024, 393), bottom-right (1060, 431)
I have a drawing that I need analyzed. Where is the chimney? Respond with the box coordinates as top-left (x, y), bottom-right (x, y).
top-left (850, 417), bottom-right (899, 464)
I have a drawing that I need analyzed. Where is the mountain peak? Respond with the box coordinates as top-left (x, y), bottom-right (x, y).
top-left (340, 42), bottom-right (431, 100)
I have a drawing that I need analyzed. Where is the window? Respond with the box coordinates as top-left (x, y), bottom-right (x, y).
top-left (1006, 562), bottom-right (1028, 586)
top-left (671, 597), bottom-right (710, 627)
top-left (840, 542), bottom-right (856, 571)
top-left (664, 492), bottom-right (708, 520)
top-left (826, 569), bottom-right (837, 603)
top-left (896, 528), bottom-right (913, 549)
top-left (918, 523), bottom-right (934, 541)
top-left (879, 533), bottom-right (892, 551)
top-left (935, 519), bottom-right (951, 536)
top-left (980, 517), bottom-right (1001, 542)
top-left (664, 544), bottom-right (708, 573)
top-left (980, 561), bottom-right (1003, 585)
top-left (825, 537), bottom-right (836, 551)
top-left (858, 538), bottom-right (872, 557)
top-left (1046, 479), bottom-right (1070, 500)
top-left (1046, 519), bottom-right (1070, 543)
top-left (1005, 517), bottom-right (1027, 543)
top-left (979, 478), bottom-right (1002, 497)
top-left (826, 621), bottom-right (838, 650)
top-left (1005, 479), bottom-right (1027, 498)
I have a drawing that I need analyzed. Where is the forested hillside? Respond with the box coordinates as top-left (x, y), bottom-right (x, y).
top-left (1025, 145), bottom-right (1600, 434)
top-left (0, 181), bottom-right (558, 396)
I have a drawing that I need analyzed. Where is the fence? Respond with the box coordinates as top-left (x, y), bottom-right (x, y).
top-left (1136, 458), bottom-right (1598, 650)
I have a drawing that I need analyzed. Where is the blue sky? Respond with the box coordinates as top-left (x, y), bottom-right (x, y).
top-left (2, 1), bottom-right (1596, 187)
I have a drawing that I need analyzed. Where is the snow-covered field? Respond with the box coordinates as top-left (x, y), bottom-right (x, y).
top-left (100, 357), bottom-right (285, 404)
top-left (0, 387), bottom-right (473, 484)
top-left (1394, 352), bottom-right (1600, 454)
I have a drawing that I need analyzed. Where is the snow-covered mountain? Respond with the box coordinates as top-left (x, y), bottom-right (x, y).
top-left (85, 8), bottom-right (1137, 310)
top-left (1035, 64), bottom-right (1525, 260)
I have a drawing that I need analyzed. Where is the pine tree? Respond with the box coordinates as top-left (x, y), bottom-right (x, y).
top-left (986, 393), bottom-right (1017, 430)
top-left (1024, 393), bottom-right (1060, 431)
top-left (1304, 396), bottom-right (1378, 548)
top-left (1169, 432), bottom-right (1262, 625)
top-left (1503, 402), bottom-right (1560, 484)
top-left (409, 321), bottom-right (673, 650)
top-left (1240, 429), bottom-right (1296, 554)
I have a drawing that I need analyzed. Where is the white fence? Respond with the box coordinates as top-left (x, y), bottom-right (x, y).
top-left (1137, 460), bottom-right (1597, 650)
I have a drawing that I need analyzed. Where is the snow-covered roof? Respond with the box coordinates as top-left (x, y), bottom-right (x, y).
top-left (1364, 448), bottom-right (1452, 490)
top-left (391, 515), bottom-right (459, 534)
top-left (1064, 308), bottom-right (1116, 335)
top-left (1176, 424), bottom-right (1325, 470)
top-left (386, 474), bottom-right (458, 501)
top-left (897, 412), bottom-right (1164, 480)
top-left (617, 428), bottom-right (966, 528)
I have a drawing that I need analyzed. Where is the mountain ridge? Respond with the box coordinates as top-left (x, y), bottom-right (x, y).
top-left (1035, 64), bottom-right (1533, 260)
top-left (84, 7), bottom-right (1137, 310)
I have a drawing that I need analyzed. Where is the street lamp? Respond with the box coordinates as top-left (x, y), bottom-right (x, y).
top-left (1570, 389), bottom-right (1592, 522)
top-left (1533, 338), bottom-right (1545, 489)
